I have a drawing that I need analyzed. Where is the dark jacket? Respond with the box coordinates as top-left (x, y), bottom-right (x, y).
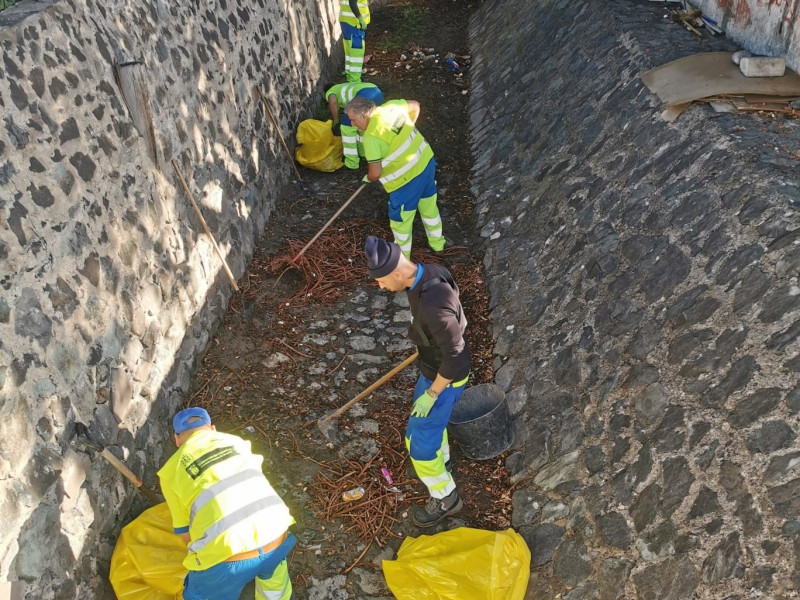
top-left (406, 263), bottom-right (471, 381)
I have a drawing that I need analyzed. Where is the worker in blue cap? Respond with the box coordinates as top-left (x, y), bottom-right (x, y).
top-left (364, 236), bottom-right (471, 527)
top-left (158, 407), bottom-right (295, 600)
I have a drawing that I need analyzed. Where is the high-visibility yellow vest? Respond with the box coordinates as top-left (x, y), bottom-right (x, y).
top-left (366, 100), bottom-right (434, 193)
top-left (326, 82), bottom-right (378, 108)
top-left (158, 429), bottom-right (293, 570)
top-left (340, 0), bottom-right (370, 27)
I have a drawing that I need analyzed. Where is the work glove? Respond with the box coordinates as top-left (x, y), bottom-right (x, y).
top-left (332, 121), bottom-right (341, 136)
top-left (358, 16), bottom-right (367, 30)
top-left (361, 174), bottom-right (371, 183)
top-left (411, 391), bottom-right (437, 418)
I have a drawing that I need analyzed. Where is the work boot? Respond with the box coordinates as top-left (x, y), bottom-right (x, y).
top-left (411, 489), bottom-right (463, 528)
top-left (405, 460), bottom-right (451, 481)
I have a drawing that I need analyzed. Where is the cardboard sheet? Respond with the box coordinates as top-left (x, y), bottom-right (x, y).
top-left (641, 52), bottom-right (800, 106)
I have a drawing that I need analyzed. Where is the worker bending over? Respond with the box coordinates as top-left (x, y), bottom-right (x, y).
top-left (364, 236), bottom-right (470, 527)
top-left (346, 97), bottom-right (446, 256)
top-left (340, 0), bottom-right (370, 82)
top-left (325, 82), bottom-right (384, 169)
top-left (158, 408), bottom-right (295, 600)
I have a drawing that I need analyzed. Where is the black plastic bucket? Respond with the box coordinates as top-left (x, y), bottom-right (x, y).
top-left (449, 383), bottom-right (514, 460)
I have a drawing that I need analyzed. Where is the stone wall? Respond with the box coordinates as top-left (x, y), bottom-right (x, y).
top-left (0, 0), bottom-right (341, 597)
top-left (469, 0), bottom-right (800, 598)
top-left (693, 0), bottom-right (800, 71)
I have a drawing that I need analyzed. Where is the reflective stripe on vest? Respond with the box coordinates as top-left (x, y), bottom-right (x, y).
top-left (340, 0), bottom-right (370, 26)
top-left (379, 129), bottom-right (430, 186)
top-left (189, 468), bottom-right (263, 523)
top-left (327, 82), bottom-right (376, 106)
top-left (188, 492), bottom-right (285, 554)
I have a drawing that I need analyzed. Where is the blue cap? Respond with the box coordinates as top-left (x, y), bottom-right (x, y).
top-left (172, 407), bottom-right (211, 434)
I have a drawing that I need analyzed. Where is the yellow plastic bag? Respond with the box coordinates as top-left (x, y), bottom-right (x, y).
top-left (295, 119), bottom-right (343, 172)
top-left (109, 502), bottom-right (187, 600)
top-left (382, 527), bottom-right (530, 600)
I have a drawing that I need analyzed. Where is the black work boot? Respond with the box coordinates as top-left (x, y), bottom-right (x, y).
top-left (411, 489), bottom-right (463, 528)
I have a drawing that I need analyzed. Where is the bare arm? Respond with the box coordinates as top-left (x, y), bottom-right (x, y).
top-left (407, 100), bottom-right (421, 125)
top-left (328, 94), bottom-right (340, 122)
top-left (366, 161), bottom-right (382, 182)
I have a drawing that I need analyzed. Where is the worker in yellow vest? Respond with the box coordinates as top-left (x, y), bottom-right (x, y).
top-left (339, 0), bottom-right (370, 82)
top-left (345, 96), bottom-right (446, 256)
top-left (326, 81), bottom-right (384, 169)
top-left (158, 408), bottom-right (295, 600)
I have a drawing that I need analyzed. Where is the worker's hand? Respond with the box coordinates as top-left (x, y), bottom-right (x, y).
top-left (332, 121), bottom-right (341, 136)
top-left (411, 391), bottom-right (437, 418)
top-left (358, 16), bottom-right (367, 30)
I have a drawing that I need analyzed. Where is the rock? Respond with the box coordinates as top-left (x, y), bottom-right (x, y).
top-left (557, 412), bottom-right (584, 455)
top-left (596, 511), bottom-right (631, 549)
top-left (688, 486), bottom-right (721, 519)
top-left (633, 556), bottom-right (698, 600)
top-left (727, 387), bottom-right (783, 428)
top-left (511, 488), bottom-right (547, 527)
top-left (14, 288), bottom-right (53, 347)
top-left (541, 500), bottom-right (570, 523)
top-left (520, 522), bottom-right (565, 566)
top-left (553, 537), bottom-right (593, 587)
top-left (584, 445), bottom-right (605, 475)
top-left (564, 581), bottom-right (599, 600)
top-left (745, 420), bottom-right (796, 454)
top-left (637, 519), bottom-right (677, 561)
top-left (764, 450), bottom-right (800, 484)
top-left (597, 557), bottom-right (632, 600)
top-left (661, 456), bottom-right (694, 515)
top-left (534, 450), bottom-right (579, 490)
top-left (635, 383), bottom-right (669, 426)
top-left (348, 335), bottom-right (376, 351)
top-left (631, 483), bottom-right (661, 532)
top-left (768, 477), bottom-right (800, 518)
top-left (701, 532), bottom-right (742, 583)
top-left (701, 356), bottom-right (759, 408)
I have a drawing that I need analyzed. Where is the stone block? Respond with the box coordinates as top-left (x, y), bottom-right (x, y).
top-left (739, 56), bottom-right (786, 77)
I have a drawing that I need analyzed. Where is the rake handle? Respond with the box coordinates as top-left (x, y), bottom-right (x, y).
top-left (291, 183), bottom-right (368, 263)
top-left (320, 351), bottom-right (419, 426)
top-left (100, 448), bottom-right (161, 505)
top-left (172, 160), bottom-right (240, 292)
top-left (255, 86), bottom-right (306, 186)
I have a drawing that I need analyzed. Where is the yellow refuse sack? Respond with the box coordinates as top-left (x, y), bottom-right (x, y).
top-left (109, 502), bottom-right (187, 600)
top-left (382, 527), bottom-right (531, 600)
top-left (295, 119), bottom-right (343, 172)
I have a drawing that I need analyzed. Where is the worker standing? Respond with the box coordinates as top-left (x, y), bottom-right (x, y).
top-left (346, 97), bottom-right (446, 256)
top-left (364, 236), bottom-right (470, 527)
top-left (340, 0), bottom-right (370, 82)
top-left (158, 407), bottom-right (295, 600)
top-left (325, 82), bottom-right (384, 169)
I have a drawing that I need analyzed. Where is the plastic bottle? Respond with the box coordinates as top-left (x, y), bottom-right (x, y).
top-left (342, 486), bottom-right (365, 502)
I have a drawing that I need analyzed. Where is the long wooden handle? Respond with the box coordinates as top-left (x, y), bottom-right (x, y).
top-left (292, 183), bottom-right (367, 263)
top-left (320, 351), bottom-right (419, 426)
top-left (255, 86), bottom-right (305, 185)
top-left (172, 160), bottom-right (240, 292)
top-left (100, 449), bottom-right (160, 504)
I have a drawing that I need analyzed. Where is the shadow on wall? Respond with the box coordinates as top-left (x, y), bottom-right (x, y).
top-left (0, 0), bottom-right (342, 596)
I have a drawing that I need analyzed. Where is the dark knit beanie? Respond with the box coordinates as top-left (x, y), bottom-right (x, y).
top-left (364, 236), bottom-right (401, 278)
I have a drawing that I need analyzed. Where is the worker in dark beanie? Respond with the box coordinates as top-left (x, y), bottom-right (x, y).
top-left (364, 236), bottom-right (471, 527)
top-left (158, 407), bottom-right (296, 600)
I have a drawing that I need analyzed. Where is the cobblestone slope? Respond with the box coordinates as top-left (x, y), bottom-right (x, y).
top-left (469, 0), bottom-right (800, 598)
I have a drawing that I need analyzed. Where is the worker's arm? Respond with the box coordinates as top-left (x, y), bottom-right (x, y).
top-left (407, 100), bottom-right (421, 125)
top-left (349, 0), bottom-right (361, 18)
top-left (427, 374), bottom-right (453, 397)
top-left (366, 161), bottom-right (382, 182)
top-left (328, 94), bottom-right (340, 122)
